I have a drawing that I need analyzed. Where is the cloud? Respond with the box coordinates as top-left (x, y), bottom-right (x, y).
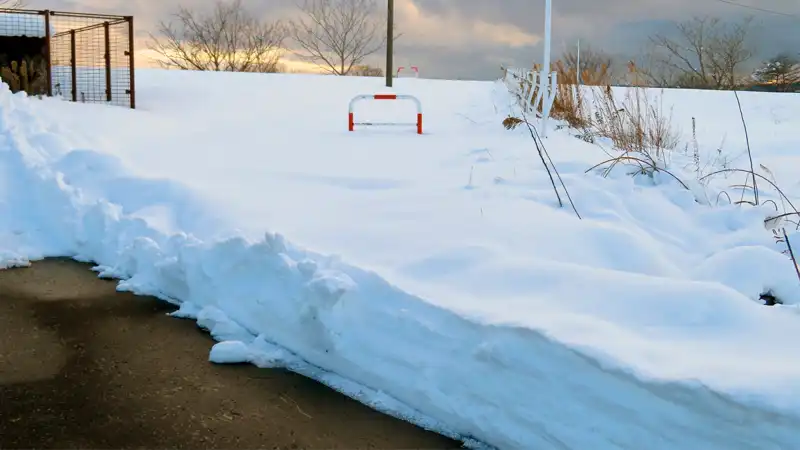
top-left (393, 0), bottom-right (539, 49)
top-left (24, 0), bottom-right (800, 79)
top-left (406, 0), bottom-right (799, 56)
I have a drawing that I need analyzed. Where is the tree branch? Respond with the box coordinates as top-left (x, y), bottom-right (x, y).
top-left (146, 0), bottom-right (287, 73)
top-left (289, 0), bottom-right (391, 75)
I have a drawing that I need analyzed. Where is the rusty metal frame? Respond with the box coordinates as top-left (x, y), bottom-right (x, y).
top-left (1, 7), bottom-right (129, 21)
top-left (69, 29), bottom-right (76, 101)
top-left (52, 18), bottom-right (128, 38)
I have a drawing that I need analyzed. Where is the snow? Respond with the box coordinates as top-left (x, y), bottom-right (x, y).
top-left (3, 69), bottom-right (800, 448)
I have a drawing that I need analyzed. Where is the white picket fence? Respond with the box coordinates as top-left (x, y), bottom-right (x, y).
top-left (503, 66), bottom-right (559, 137)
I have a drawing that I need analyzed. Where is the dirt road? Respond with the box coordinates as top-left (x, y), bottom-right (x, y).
top-left (0, 258), bottom-right (461, 449)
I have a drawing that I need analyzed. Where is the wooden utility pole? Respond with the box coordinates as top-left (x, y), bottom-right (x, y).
top-left (386, 0), bottom-right (394, 87)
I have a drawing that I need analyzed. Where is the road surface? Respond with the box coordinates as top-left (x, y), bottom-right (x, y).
top-left (0, 258), bottom-right (461, 449)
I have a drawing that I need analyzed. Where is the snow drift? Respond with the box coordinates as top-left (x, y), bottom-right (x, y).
top-left (3, 70), bottom-right (800, 449)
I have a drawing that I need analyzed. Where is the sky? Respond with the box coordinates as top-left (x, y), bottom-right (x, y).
top-left (21, 0), bottom-right (800, 80)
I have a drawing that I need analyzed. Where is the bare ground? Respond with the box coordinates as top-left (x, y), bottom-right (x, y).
top-left (0, 258), bottom-right (461, 450)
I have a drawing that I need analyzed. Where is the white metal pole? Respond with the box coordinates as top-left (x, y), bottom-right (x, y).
top-left (543, 0), bottom-right (552, 75)
top-left (541, 0), bottom-right (553, 137)
top-left (577, 39), bottom-right (581, 86)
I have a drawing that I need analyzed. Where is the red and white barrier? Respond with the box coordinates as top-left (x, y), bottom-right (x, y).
top-left (396, 66), bottom-right (419, 78)
top-left (348, 94), bottom-right (423, 135)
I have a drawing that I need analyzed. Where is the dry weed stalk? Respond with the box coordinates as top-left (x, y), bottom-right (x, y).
top-left (509, 61), bottom-right (678, 159)
top-left (504, 56), bottom-right (800, 293)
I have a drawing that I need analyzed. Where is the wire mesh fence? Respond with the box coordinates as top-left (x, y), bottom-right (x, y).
top-left (0, 8), bottom-right (135, 108)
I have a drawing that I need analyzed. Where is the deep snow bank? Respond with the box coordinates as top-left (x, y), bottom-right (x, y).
top-left (3, 79), bottom-right (800, 449)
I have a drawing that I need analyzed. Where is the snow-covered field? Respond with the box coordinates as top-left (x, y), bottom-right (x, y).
top-left (2, 68), bottom-right (800, 449)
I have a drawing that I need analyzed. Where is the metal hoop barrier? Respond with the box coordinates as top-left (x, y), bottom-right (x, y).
top-left (348, 94), bottom-right (423, 135)
top-left (396, 66), bottom-right (419, 78)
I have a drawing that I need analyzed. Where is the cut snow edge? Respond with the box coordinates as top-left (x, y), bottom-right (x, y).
top-left (3, 82), bottom-right (800, 450)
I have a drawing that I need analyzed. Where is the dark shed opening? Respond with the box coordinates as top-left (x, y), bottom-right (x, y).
top-left (0, 12), bottom-right (49, 96)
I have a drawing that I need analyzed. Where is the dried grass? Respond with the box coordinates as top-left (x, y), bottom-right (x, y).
top-left (513, 60), bottom-right (679, 158)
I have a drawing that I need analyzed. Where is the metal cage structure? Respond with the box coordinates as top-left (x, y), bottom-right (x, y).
top-left (0, 8), bottom-right (135, 109)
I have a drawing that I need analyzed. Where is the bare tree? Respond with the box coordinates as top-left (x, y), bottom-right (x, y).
top-left (0, 0), bottom-right (27, 8)
top-left (349, 64), bottom-right (383, 77)
top-left (289, 0), bottom-right (388, 75)
top-left (641, 16), bottom-right (755, 89)
top-left (752, 53), bottom-right (800, 92)
top-left (559, 44), bottom-right (617, 85)
top-left (627, 49), bottom-right (673, 87)
top-left (147, 0), bottom-right (287, 73)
